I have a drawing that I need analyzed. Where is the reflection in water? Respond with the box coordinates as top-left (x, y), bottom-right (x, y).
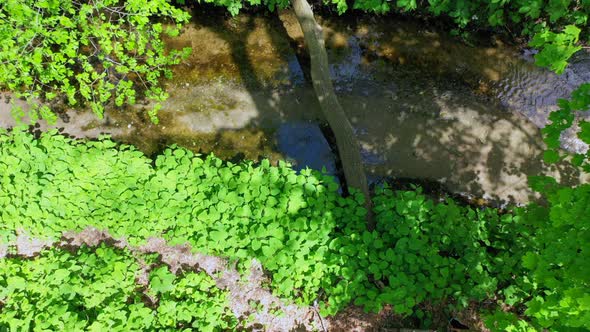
top-left (287, 55), bottom-right (306, 85)
top-left (277, 122), bottom-right (336, 173)
top-left (330, 36), bottom-right (369, 93)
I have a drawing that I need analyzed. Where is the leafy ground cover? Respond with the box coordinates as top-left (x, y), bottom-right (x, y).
top-left (0, 244), bottom-right (236, 331)
top-left (0, 0), bottom-right (191, 122)
top-left (1, 128), bottom-right (587, 330)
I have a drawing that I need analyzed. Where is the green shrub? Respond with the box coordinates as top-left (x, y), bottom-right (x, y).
top-left (0, 244), bottom-right (235, 331)
top-left (513, 82), bottom-right (590, 330)
top-left (0, 128), bottom-right (523, 324)
top-left (483, 179), bottom-right (590, 331)
top-left (2, 128), bottom-right (588, 329)
top-left (516, 180), bottom-right (590, 330)
top-left (318, 186), bottom-right (524, 318)
top-left (0, 0), bottom-right (191, 122)
top-left (0, 127), bottom-right (352, 305)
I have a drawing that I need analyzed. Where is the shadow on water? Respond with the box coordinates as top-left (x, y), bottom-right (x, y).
top-left (194, 8), bottom-right (350, 183)
top-left (181, 9), bottom-right (587, 205)
top-left (2, 7), bottom-right (589, 205)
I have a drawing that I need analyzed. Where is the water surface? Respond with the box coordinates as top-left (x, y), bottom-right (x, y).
top-left (2, 10), bottom-right (589, 204)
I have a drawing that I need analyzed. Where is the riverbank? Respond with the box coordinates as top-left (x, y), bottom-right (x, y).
top-left (1, 10), bottom-right (589, 205)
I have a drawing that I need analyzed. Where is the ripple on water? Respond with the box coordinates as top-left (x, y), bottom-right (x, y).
top-left (2, 12), bottom-right (589, 205)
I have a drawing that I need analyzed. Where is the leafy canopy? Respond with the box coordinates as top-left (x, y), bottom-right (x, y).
top-left (0, 0), bottom-right (191, 123)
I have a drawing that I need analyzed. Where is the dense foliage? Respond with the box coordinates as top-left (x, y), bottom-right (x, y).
top-left (0, 128), bottom-right (347, 306)
top-left (481, 180), bottom-right (590, 331)
top-left (518, 179), bottom-right (590, 330)
top-left (1, 129), bottom-right (587, 330)
top-left (542, 82), bottom-right (590, 167)
top-left (1, 0), bottom-right (589, 330)
top-left (480, 81), bottom-right (590, 330)
top-left (353, 0), bottom-right (590, 41)
top-left (0, 0), bottom-right (191, 123)
top-left (194, 0), bottom-right (590, 31)
top-left (0, 245), bottom-right (236, 331)
top-left (321, 187), bottom-right (523, 318)
top-left (0, 129), bottom-right (509, 320)
top-left (525, 83), bottom-right (590, 330)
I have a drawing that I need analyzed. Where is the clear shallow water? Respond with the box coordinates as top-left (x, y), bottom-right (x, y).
top-left (1, 10), bottom-right (589, 205)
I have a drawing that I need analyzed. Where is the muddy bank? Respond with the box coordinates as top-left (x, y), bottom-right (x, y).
top-left (1, 10), bottom-right (589, 205)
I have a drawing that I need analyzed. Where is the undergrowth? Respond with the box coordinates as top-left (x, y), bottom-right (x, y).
top-left (0, 244), bottom-right (236, 331)
top-left (0, 0), bottom-right (191, 122)
top-left (0, 128), bottom-right (588, 330)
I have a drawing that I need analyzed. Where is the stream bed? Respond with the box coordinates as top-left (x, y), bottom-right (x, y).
top-left (2, 10), bottom-right (589, 205)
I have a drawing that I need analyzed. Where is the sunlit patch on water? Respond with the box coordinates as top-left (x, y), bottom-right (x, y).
top-left (2, 10), bottom-right (589, 205)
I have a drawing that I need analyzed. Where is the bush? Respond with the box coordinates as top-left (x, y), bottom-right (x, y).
top-left (516, 180), bottom-right (589, 330)
top-left (0, 0), bottom-right (191, 122)
top-left (0, 244), bottom-right (236, 331)
top-left (0, 127), bottom-right (353, 305)
top-left (318, 186), bottom-right (524, 318)
top-left (1, 128), bottom-right (588, 329)
top-left (483, 178), bottom-right (590, 331)
top-left (0, 128), bottom-right (525, 325)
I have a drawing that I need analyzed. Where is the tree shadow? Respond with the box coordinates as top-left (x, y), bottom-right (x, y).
top-left (187, 7), bottom-right (352, 182)
top-left (2, 6), bottom-right (587, 207)
top-left (88, 6), bottom-right (588, 206)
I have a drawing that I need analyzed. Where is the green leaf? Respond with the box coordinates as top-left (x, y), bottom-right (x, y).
top-left (209, 230), bottom-right (227, 242)
top-left (543, 149), bottom-right (560, 164)
top-left (578, 121), bottom-right (590, 144)
top-left (150, 267), bottom-right (176, 294)
top-left (572, 153), bottom-right (586, 167)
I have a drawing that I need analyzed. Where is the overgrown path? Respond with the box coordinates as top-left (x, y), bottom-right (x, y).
top-left (3, 228), bottom-right (324, 331)
top-left (3, 228), bottom-right (441, 331)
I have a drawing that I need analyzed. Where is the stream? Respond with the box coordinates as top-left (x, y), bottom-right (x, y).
top-left (1, 10), bottom-right (589, 205)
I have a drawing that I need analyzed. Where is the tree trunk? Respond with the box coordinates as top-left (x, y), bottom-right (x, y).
top-left (290, 0), bottom-right (375, 230)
